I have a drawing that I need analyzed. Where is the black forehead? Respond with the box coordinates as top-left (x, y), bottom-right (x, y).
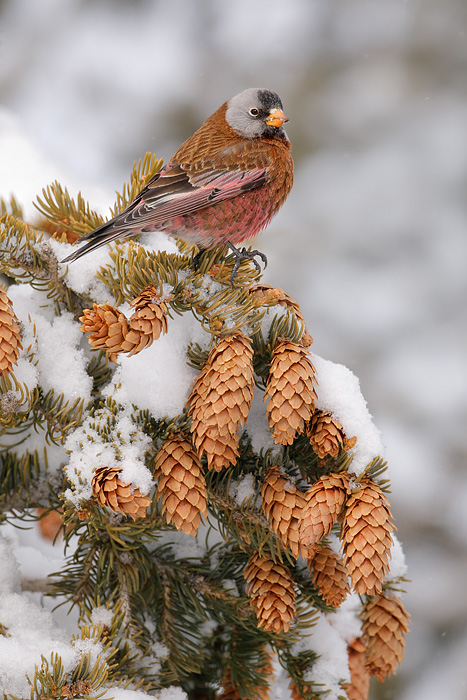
top-left (257, 89), bottom-right (283, 111)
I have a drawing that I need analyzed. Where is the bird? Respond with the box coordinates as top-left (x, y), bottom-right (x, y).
top-left (61, 88), bottom-right (294, 283)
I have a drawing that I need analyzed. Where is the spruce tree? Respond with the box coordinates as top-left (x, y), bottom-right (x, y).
top-left (0, 154), bottom-right (409, 700)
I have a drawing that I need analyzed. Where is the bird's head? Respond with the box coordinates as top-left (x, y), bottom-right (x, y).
top-left (225, 88), bottom-right (289, 139)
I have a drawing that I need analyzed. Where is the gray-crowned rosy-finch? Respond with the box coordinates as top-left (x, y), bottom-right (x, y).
top-left (61, 88), bottom-right (293, 281)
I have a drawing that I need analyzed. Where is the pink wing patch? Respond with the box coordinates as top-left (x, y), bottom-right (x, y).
top-left (121, 164), bottom-right (268, 227)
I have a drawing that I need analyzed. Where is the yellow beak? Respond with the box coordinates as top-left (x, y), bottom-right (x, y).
top-left (266, 107), bottom-right (289, 128)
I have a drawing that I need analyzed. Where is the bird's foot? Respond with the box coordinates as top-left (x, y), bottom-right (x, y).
top-left (192, 249), bottom-right (204, 271)
top-left (226, 242), bottom-right (268, 285)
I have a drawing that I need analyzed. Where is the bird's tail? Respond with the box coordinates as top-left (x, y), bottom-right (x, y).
top-left (60, 222), bottom-right (126, 263)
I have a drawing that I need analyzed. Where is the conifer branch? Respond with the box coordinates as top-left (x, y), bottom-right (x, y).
top-left (0, 155), bottom-right (408, 699)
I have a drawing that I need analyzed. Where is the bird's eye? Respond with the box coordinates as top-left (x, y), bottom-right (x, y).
top-left (249, 107), bottom-right (260, 117)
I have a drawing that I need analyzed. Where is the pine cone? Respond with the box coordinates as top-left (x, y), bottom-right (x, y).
top-left (260, 466), bottom-right (307, 560)
top-left (341, 479), bottom-right (394, 595)
top-left (308, 544), bottom-right (350, 607)
top-left (244, 551), bottom-right (296, 633)
top-left (362, 593), bottom-right (410, 681)
top-left (264, 339), bottom-right (317, 445)
top-left (80, 290), bottom-right (168, 360)
top-left (307, 410), bottom-right (347, 459)
top-left (250, 284), bottom-right (305, 321)
top-left (0, 287), bottom-right (22, 376)
top-left (299, 473), bottom-right (349, 548)
top-left (154, 435), bottom-right (208, 536)
top-left (346, 638), bottom-right (370, 700)
top-left (187, 332), bottom-right (254, 471)
top-left (37, 508), bottom-right (65, 541)
top-left (92, 466), bottom-right (151, 520)
top-left (127, 285), bottom-right (169, 356)
top-left (249, 285), bottom-right (313, 346)
top-left (80, 303), bottom-right (130, 361)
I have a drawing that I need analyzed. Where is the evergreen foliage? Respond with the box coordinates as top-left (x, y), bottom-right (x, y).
top-left (0, 155), bottom-right (409, 700)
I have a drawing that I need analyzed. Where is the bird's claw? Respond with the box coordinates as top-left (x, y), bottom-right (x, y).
top-left (192, 250), bottom-right (203, 271)
top-left (227, 242), bottom-right (268, 285)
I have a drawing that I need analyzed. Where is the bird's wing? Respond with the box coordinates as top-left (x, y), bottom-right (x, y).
top-left (111, 163), bottom-right (267, 228)
top-left (61, 162), bottom-right (267, 262)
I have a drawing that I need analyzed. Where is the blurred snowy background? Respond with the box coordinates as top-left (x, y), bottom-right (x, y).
top-left (0, 0), bottom-right (466, 697)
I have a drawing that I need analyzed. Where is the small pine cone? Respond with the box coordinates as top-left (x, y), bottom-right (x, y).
top-left (307, 410), bottom-right (347, 459)
top-left (299, 473), bottom-right (349, 548)
top-left (154, 435), bottom-right (208, 536)
top-left (260, 466), bottom-right (307, 559)
top-left (249, 284), bottom-right (312, 345)
top-left (346, 638), bottom-right (370, 700)
top-left (80, 303), bottom-right (130, 360)
top-left (127, 285), bottom-right (168, 356)
top-left (244, 551), bottom-right (296, 633)
top-left (362, 593), bottom-right (410, 681)
top-left (341, 479), bottom-right (394, 595)
top-left (264, 339), bottom-right (317, 446)
top-left (37, 508), bottom-right (65, 541)
top-left (92, 466), bottom-right (151, 520)
top-left (188, 332), bottom-right (254, 471)
top-left (250, 284), bottom-right (305, 322)
top-left (308, 544), bottom-right (350, 607)
top-left (0, 287), bottom-right (22, 376)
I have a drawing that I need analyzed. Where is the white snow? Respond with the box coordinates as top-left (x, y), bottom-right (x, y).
top-left (107, 311), bottom-right (205, 421)
top-left (64, 405), bottom-right (154, 506)
top-left (52, 238), bottom-right (119, 305)
top-left (7, 356), bottom-right (39, 399)
top-left (293, 612), bottom-right (350, 699)
top-left (105, 688), bottom-right (187, 700)
top-left (7, 283), bottom-right (93, 404)
top-left (313, 354), bottom-right (385, 475)
top-left (234, 473), bottom-right (256, 505)
top-left (388, 533), bottom-right (408, 581)
top-left (90, 605), bottom-right (114, 629)
top-left (0, 534), bottom-right (77, 697)
top-left (327, 593), bottom-right (364, 646)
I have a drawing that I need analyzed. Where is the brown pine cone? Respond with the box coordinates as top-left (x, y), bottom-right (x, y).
top-left (80, 303), bottom-right (130, 361)
top-left (260, 466), bottom-right (307, 559)
top-left (362, 593), bottom-right (410, 681)
top-left (264, 339), bottom-right (317, 445)
top-left (249, 285), bottom-right (313, 346)
top-left (37, 508), bottom-right (65, 541)
top-left (80, 291), bottom-right (168, 360)
top-left (299, 473), bottom-right (349, 548)
top-left (187, 332), bottom-right (254, 471)
top-left (341, 479), bottom-right (394, 595)
top-left (307, 410), bottom-right (347, 459)
top-left (308, 544), bottom-right (350, 607)
top-left (250, 284), bottom-right (305, 321)
top-left (92, 466), bottom-right (151, 520)
top-left (244, 551), bottom-right (296, 633)
top-left (346, 638), bottom-right (370, 700)
top-left (127, 285), bottom-right (169, 356)
top-left (154, 435), bottom-right (208, 536)
top-left (0, 287), bottom-right (22, 376)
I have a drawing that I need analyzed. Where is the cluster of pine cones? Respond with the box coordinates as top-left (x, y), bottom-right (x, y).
top-left (0, 283), bottom-right (410, 698)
